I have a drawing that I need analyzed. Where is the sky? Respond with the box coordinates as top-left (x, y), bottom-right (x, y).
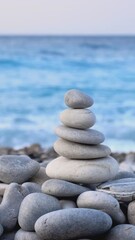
top-left (0, 0), bottom-right (135, 35)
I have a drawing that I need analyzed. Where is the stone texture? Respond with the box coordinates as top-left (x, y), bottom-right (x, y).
top-left (97, 178), bottom-right (135, 202)
top-left (0, 183), bottom-right (28, 231)
top-left (54, 139), bottom-right (111, 159)
top-left (105, 224), bottom-right (135, 240)
top-left (60, 109), bottom-right (96, 129)
top-left (55, 125), bottom-right (105, 145)
top-left (42, 179), bottom-right (89, 197)
top-left (60, 200), bottom-right (76, 209)
top-left (18, 192), bottom-right (61, 231)
top-left (35, 208), bottom-right (112, 240)
top-left (0, 224), bottom-right (3, 237)
top-left (30, 167), bottom-right (50, 186)
top-left (0, 183), bottom-right (8, 196)
top-left (46, 156), bottom-right (119, 184)
top-left (77, 191), bottom-right (125, 223)
top-left (114, 171), bottom-right (135, 180)
top-left (0, 155), bottom-right (40, 184)
top-left (128, 200), bottom-right (135, 224)
top-left (64, 89), bottom-right (94, 109)
top-left (15, 229), bottom-right (42, 240)
top-left (22, 182), bottom-right (41, 193)
top-left (0, 231), bottom-right (16, 240)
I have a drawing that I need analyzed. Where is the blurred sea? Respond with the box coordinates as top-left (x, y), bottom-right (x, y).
top-left (0, 36), bottom-right (135, 152)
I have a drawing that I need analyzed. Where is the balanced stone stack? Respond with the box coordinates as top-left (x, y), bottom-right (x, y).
top-left (46, 89), bottom-right (119, 186)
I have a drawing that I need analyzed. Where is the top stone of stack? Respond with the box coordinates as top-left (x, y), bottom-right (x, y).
top-left (64, 89), bottom-right (94, 109)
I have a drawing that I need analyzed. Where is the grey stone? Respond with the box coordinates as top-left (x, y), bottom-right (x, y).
top-left (46, 156), bottom-right (119, 184)
top-left (0, 231), bottom-right (16, 240)
top-left (128, 200), bottom-right (135, 224)
top-left (42, 179), bottom-right (89, 197)
top-left (77, 191), bottom-right (125, 223)
top-left (64, 89), bottom-right (94, 109)
top-left (0, 155), bottom-right (40, 184)
top-left (60, 200), bottom-right (76, 209)
top-left (114, 171), bottom-right (135, 180)
top-left (0, 183), bottom-right (28, 231)
top-left (35, 208), bottom-right (112, 240)
top-left (0, 224), bottom-right (3, 236)
top-left (105, 224), bottom-right (135, 240)
top-left (54, 139), bottom-right (111, 159)
top-left (18, 192), bottom-right (61, 231)
top-left (97, 178), bottom-right (135, 202)
top-left (30, 167), bottom-right (50, 186)
top-left (15, 229), bottom-right (42, 240)
top-left (22, 182), bottom-right (41, 193)
top-left (55, 125), bottom-right (105, 145)
top-left (60, 109), bottom-right (96, 129)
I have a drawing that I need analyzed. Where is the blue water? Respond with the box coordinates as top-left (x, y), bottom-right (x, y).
top-left (0, 36), bottom-right (135, 152)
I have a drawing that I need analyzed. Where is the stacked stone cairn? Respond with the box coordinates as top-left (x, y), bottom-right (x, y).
top-left (1, 90), bottom-right (135, 240)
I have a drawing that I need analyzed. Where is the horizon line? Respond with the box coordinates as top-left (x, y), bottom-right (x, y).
top-left (0, 34), bottom-right (135, 37)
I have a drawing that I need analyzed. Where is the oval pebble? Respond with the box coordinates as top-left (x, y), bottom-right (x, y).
top-left (35, 208), bottom-right (112, 240)
top-left (18, 192), bottom-right (61, 231)
top-left (46, 156), bottom-right (119, 184)
top-left (0, 155), bottom-right (40, 184)
top-left (42, 179), bottom-right (89, 197)
top-left (54, 139), bottom-right (111, 159)
top-left (105, 224), bottom-right (135, 240)
top-left (64, 89), bottom-right (94, 109)
top-left (55, 125), bottom-right (105, 145)
top-left (77, 191), bottom-right (125, 223)
top-left (60, 109), bottom-right (96, 129)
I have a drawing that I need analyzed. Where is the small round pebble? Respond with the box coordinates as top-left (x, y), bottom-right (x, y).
top-left (35, 208), bottom-right (112, 240)
top-left (105, 224), bottom-right (135, 240)
top-left (18, 192), bottom-right (61, 231)
top-left (64, 89), bottom-right (94, 109)
top-left (60, 109), bottom-right (96, 129)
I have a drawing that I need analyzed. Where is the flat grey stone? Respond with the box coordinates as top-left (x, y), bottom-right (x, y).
top-left (35, 208), bottom-right (112, 240)
top-left (97, 178), bottom-right (135, 202)
top-left (60, 109), bottom-right (96, 129)
top-left (15, 229), bottom-right (42, 240)
top-left (0, 155), bottom-right (40, 184)
top-left (54, 139), bottom-right (111, 159)
top-left (42, 179), bottom-right (89, 197)
top-left (105, 224), bottom-right (135, 240)
top-left (60, 200), bottom-right (76, 209)
top-left (18, 192), bottom-right (61, 231)
top-left (0, 183), bottom-right (28, 231)
top-left (77, 191), bottom-right (125, 223)
top-left (55, 125), bottom-right (105, 145)
top-left (64, 89), bottom-right (94, 109)
top-left (46, 156), bottom-right (119, 184)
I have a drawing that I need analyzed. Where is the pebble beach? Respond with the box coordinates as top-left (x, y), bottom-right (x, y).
top-left (0, 89), bottom-right (135, 240)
